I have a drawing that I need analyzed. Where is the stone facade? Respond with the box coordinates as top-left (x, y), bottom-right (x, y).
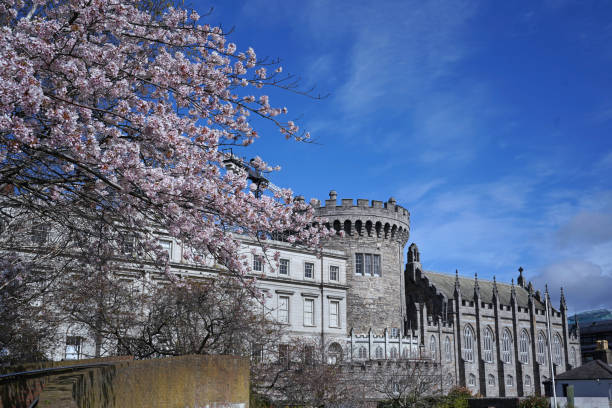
top-left (312, 191), bottom-right (410, 334)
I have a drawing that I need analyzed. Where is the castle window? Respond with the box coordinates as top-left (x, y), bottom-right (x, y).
top-left (553, 335), bottom-right (562, 365)
top-left (537, 332), bottom-right (546, 365)
top-left (303, 298), bottom-right (314, 326)
top-left (445, 336), bottom-right (452, 362)
top-left (31, 222), bottom-right (49, 245)
top-left (375, 346), bottom-right (384, 359)
top-left (355, 253), bottom-right (364, 275)
top-left (278, 295), bottom-right (289, 324)
top-left (430, 335), bottom-right (437, 360)
top-left (487, 374), bottom-right (495, 386)
top-left (570, 347), bottom-right (576, 367)
top-left (329, 300), bottom-right (340, 328)
top-left (525, 375), bottom-right (531, 387)
top-left (402, 347), bottom-right (410, 359)
top-left (327, 343), bottom-right (342, 364)
top-left (502, 329), bottom-right (512, 364)
top-left (468, 373), bottom-right (476, 387)
top-left (159, 239), bottom-right (172, 260)
top-left (390, 347), bottom-right (398, 359)
top-left (279, 259), bottom-right (290, 275)
top-left (483, 327), bottom-right (494, 363)
top-left (506, 375), bottom-right (513, 387)
top-left (390, 327), bottom-right (400, 337)
top-left (65, 336), bottom-right (83, 360)
top-left (463, 325), bottom-right (474, 362)
top-left (329, 265), bottom-right (339, 282)
top-left (304, 262), bottom-right (314, 279)
top-left (303, 345), bottom-right (314, 366)
top-left (355, 253), bottom-right (381, 276)
top-left (519, 330), bottom-right (529, 364)
top-left (251, 343), bottom-right (263, 363)
top-left (365, 254), bottom-right (372, 275)
top-left (253, 254), bottom-right (263, 272)
top-left (358, 346), bottom-right (368, 359)
top-left (373, 254), bottom-right (381, 276)
top-left (279, 344), bottom-right (290, 367)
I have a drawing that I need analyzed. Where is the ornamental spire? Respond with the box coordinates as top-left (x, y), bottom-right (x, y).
top-left (454, 269), bottom-right (461, 293)
top-left (560, 287), bottom-right (567, 310)
top-left (492, 275), bottom-right (499, 299)
top-left (517, 266), bottom-right (525, 288)
top-left (474, 272), bottom-right (480, 299)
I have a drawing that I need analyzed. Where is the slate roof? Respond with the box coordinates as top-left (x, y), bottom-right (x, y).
top-left (553, 360), bottom-right (612, 380)
top-left (422, 270), bottom-right (546, 310)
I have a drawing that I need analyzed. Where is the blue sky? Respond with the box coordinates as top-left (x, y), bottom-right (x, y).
top-left (198, 0), bottom-right (612, 313)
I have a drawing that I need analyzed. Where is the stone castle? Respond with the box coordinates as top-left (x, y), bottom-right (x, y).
top-left (42, 190), bottom-right (580, 398)
top-left (302, 191), bottom-right (580, 397)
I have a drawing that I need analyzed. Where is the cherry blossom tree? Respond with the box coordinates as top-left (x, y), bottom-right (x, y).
top-left (0, 0), bottom-right (329, 291)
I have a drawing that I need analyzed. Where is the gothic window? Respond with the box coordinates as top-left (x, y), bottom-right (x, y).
top-left (468, 373), bottom-right (476, 387)
top-left (570, 347), bottom-right (576, 367)
top-left (279, 259), bottom-right (290, 275)
top-left (519, 330), bottom-right (529, 364)
top-left (502, 329), bottom-right (512, 364)
top-left (430, 335), bottom-right (437, 360)
top-left (303, 345), bottom-right (315, 366)
top-left (537, 332), bottom-right (546, 365)
top-left (506, 375), bottom-right (514, 387)
top-left (327, 343), bottom-right (342, 364)
top-left (445, 336), bottom-right (452, 362)
top-left (525, 375), bottom-right (532, 387)
top-left (358, 346), bottom-right (368, 359)
top-left (390, 327), bottom-right (400, 337)
top-left (65, 336), bottom-right (83, 360)
top-left (390, 347), bottom-right (398, 359)
top-left (463, 325), bottom-right (474, 362)
top-left (375, 346), bottom-right (384, 359)
top-left (402, 347), bottom-right (410, 359)
top-left (553, 335), bottom-right (562, 365)
top-left (483, 327), bottom-right (494, 363)
top-left (487, 374), bottom-right (495, 386)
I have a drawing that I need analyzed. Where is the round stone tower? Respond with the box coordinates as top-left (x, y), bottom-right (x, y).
top-left (312, 191), bottom-right (410, 335)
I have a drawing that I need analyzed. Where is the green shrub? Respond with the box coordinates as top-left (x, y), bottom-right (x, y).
top-left (519, 395), bottom-right (550, 408)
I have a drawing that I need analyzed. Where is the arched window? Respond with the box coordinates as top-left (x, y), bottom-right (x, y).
top-left (402, 347), bottom-right (410, 359)
top-left (468, 373), bottom-right (476, 387)
top-left (358, 346), bottom-right (368, 359)
top-left (390, 347), bottom-right (398, 359)
top-left (537, 332), bottom-right (546, 365)
top-left (375, 346), bottom-right (384, 359)
top-left (430, 335), bottom-right (437, 360)
top-left (445, 336), bottom-right (452, 362)
top-left (553, 335), bottom-right (562, 365)
top-left (525, 375), bottom-right (532, 387)
top-left (502, 329), bottom-right (512, 364)
top-left (519, 330), bottom-right (529, 364)
top-left (483, 327), bottom-right (493, 363)
top-left (487, 374), bottom-right (495, 386)
top-left (506, 374), bottom-right (514, 387)
top-left (570, 347), bottom-right (576, 367)
top-left (327, 343), bottom-right (342, 364)
top-left (463, 325), bottom-right (474, 362)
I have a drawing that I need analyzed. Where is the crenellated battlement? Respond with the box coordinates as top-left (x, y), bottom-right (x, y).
top-left (312, 190), bottom-right (410, 245)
